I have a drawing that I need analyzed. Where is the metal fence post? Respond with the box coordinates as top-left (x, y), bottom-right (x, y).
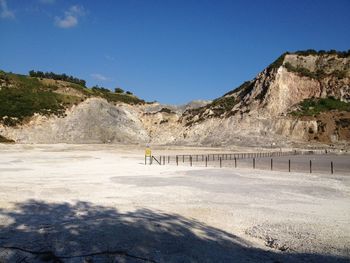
top-left (253, 158), bottom-right (255, 169)
top-left (271, 158), bottom-right (273, 170)
top-left (288, 159), bottom-right (291, 172)
top-left (220, 157), bottom-right (222, 168)
top-left (331, 161), bottom-right (334, 174)
top-left (310, 160), bottom-right (312, 173)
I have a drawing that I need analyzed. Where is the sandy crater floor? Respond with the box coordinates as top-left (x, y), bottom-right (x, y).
top-left (0, 144), bottom-right (349, 263)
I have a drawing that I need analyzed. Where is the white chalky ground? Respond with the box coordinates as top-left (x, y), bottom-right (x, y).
top-left (0, 144), bottom-right (349, 262)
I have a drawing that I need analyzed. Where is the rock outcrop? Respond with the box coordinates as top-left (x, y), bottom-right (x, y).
top-left (1, 51), bottom-right (349, 147)
top-left (179, 52), bottom-right (350, 146)
top-left (0, 98), bottom-right (149, 144)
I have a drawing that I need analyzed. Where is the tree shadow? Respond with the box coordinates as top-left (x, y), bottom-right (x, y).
top-left (0, 200), bottom-right (347, 262)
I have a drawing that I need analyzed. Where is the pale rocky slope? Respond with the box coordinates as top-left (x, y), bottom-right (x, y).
top-left (0, 98), bottom-right (149, 144)
top-left (178, 52), bottom-right (350, 146)
top-left (1, 51), bottom-right (349, 147)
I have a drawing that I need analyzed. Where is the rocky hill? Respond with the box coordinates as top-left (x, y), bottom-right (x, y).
top-left (0, 71), bottom-right (148, 143)
top-left (179, 50), bottom-right (350, 146)
top-left (1, 50), bottom-right (349, 147)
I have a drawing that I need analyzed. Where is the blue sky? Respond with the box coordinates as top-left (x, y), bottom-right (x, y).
top-left (1, 0), bottom-right (349, 104)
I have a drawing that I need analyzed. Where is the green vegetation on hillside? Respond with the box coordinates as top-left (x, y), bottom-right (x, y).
top-left (284, 62), bottom-right (322, 79)
top-left (0, 89), bottom-right (77, 126)
top-left (211, 96), bottom-right (236, 112)
top-left (185, 80), bottom-right (253, 124)
top-left (290, 97), bottom-right (350, 116)
top-left (90, 85), bottom-right (144, 104)
top-left (224, 81), bottom-right (252, 96)
top-left (0, 70), bottom-right (145, 126)
top-left (284, 62), bottom-right (347, 80)
top-left (294, 49), bottom-right (350, 57)
top-left (268, 52), bottom-right (289, 69)
top-left (29, 70), bottom-right (86, 86)
top-left (114, 87), bottom-right (124, 93)
top-left (268, 49), bottom-right (350, 71)
top-left (0, 71), bottom-right (81, 126)
top-left (185, 95), bottom-right (236, 124)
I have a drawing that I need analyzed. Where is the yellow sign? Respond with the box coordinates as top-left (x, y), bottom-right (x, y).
top-left (145, 147), bottom-right (152, 157)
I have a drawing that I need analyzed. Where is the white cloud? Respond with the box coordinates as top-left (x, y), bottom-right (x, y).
top-left (68, 5), bottom-right (85, 16)
top-left (55, 5), bottom-right (86, 28)
top-left (55, 15), bottom-right (77, 28)
top-left (91, 73), bottom-right (111, 82)
top-left (0, 0), bottom-right (15, 19)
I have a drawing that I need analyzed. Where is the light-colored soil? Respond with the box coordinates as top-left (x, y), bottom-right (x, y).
top-left (0, 144), bottom-right (349, 262)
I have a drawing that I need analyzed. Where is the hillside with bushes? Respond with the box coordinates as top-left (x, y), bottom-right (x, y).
top-left (1, 50), bottom-right (349, 146)
top-left (0, 70), bottom-right (145, 127)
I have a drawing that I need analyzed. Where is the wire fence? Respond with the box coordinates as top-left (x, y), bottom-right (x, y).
top-left (149, 150), bottom-right (350, 175)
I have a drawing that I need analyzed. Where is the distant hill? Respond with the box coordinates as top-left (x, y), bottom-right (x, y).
top-left (1, 50), bottom-right (349, 147)
top-left (0, 70), bottom-right (145, 126)
top-left (180, 50), bottom-right (350, 145)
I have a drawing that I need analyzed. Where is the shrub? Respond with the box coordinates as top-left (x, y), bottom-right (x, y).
top-left (0, 87), bottom-right (80, 126)
top-left (268, 52), bottom-right (289, 69)
top-left (294, 49), bottom-right (350, 57)
top-left (29, 70), bottom-right (86, 87)
top-left (284, 62), bottom-right (346, 80)
top-left (114, 87), bottom-right (124, 93)
top-left (0, 70), bottom-right (146, 126)
top-left (290, 97), bottom-right (350, 116)
top-left (159, 108), bottom-right (173, 114)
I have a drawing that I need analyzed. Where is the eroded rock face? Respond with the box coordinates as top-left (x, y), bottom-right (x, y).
top-left (179, 53), bottom-right (350, 146)
top-left (1, 53), bottom-right (349, 146)
top-left (0, 98), bottom-right (149, 144)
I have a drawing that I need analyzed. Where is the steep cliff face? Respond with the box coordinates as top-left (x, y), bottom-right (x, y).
top-left (1, 51), bottom-right (349, 146)
top-left (179, 52), bottom-right (350, 146)
top-left (184, 53), bottom-right (349, 120)
top-left (0, 98), bottom-right (149, 144)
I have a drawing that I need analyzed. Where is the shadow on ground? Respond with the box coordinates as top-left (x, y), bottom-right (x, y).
top-left (0, 200), bottom-right (347, 263)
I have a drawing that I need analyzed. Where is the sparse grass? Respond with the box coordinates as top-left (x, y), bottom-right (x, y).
top-left (294, 49), bottom-right (350, 57)
top-left (284, 62), bottom-right (318, 79)
top-left (0, 70), bottom-right (145, 126)
top-left (267, 49), bottom-right (350, 72)
top-left (284, 62), bottom-right (347, 80)
top-left (211, 96), bottom-right (236, 111)
top-left (224, 81), bottom-right (252, 96)
top-left (185, 96), bottom-right (237, 124)
top-left (290, 97), bottom-right (350, 116)
top-left (91, 89), bottom-right (145, 104)
top-left (67, 82), bottom-right (92, 94)
top-left (268, 53), bottom-right (289, 69)
top-left (0, 88), bottom-right (81, 126)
